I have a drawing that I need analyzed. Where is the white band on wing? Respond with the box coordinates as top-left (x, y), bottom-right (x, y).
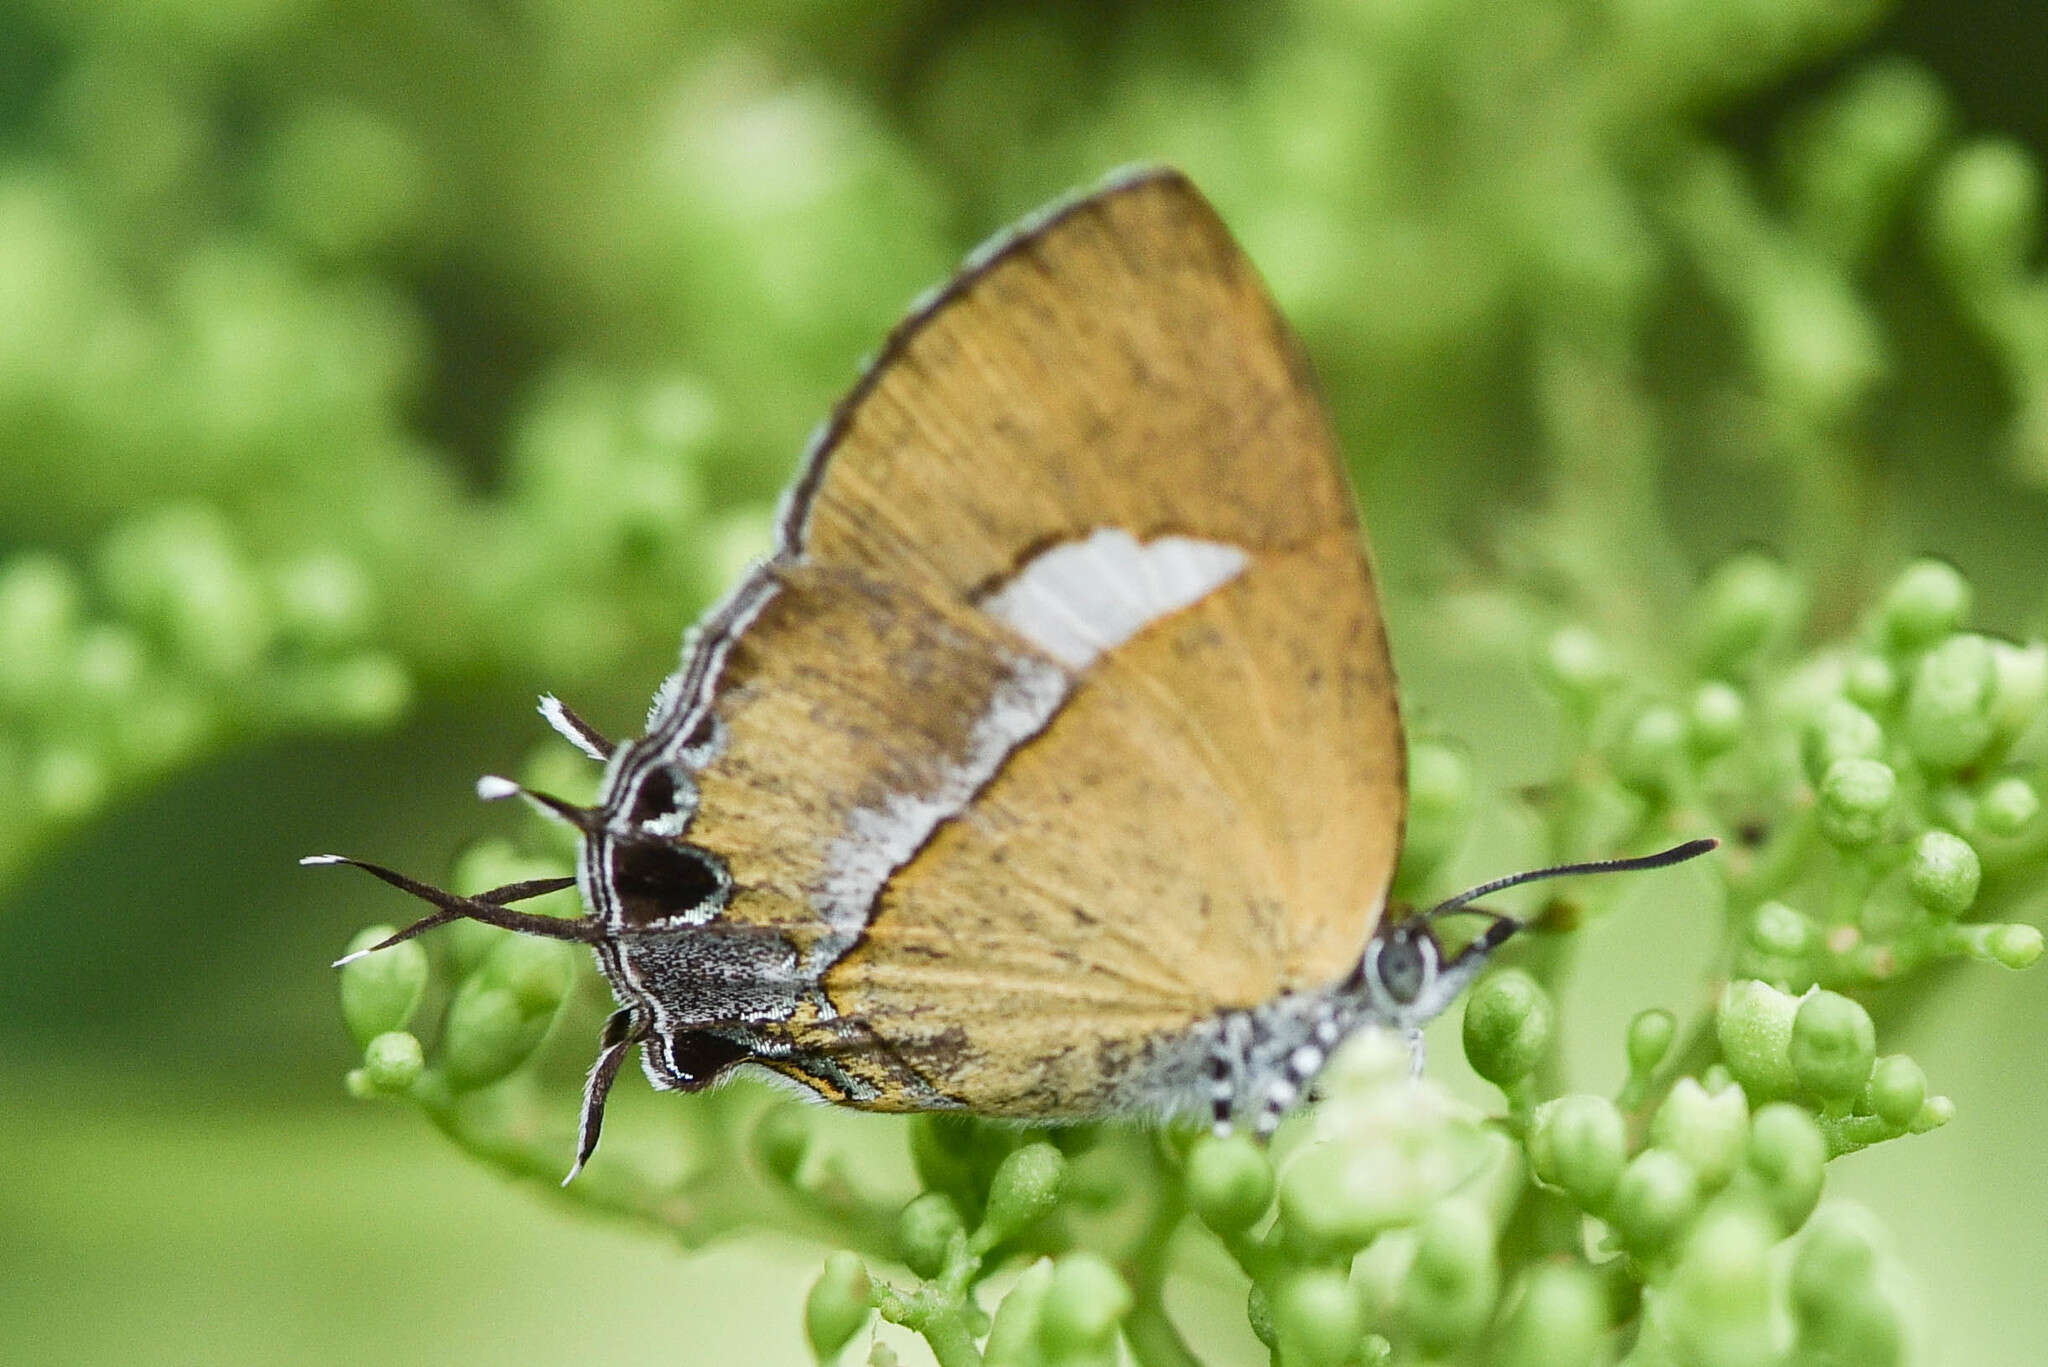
top-left (978, 528), bottom-right (1249, 670)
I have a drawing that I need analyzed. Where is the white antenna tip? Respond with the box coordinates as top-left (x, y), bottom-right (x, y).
top-left (476, 774), bottom-right (521, 801)
top-left (301, 854), bottom-right (346, 867)
top-left (332, 949), bottom-right (373, 969)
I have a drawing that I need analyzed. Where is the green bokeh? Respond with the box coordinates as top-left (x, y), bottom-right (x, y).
top-left (2, 1), bottom-right (2045, 1364)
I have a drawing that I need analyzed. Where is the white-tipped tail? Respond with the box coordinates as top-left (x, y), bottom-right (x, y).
top-left (539, 694), bottom-right (610, 762)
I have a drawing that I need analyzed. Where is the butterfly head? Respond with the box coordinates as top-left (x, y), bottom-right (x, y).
top-left (1213, 839), bottom-right (1721, 1137)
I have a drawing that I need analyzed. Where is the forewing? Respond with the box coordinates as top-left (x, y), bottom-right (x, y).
top-left (610, 170), bottom-right (1403, 1113)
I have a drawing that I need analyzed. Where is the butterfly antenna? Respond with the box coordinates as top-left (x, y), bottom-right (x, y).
top-left (305, 855), bottom-right (592, 965)
top-left (1426, 838), bottom-right (1720, 922)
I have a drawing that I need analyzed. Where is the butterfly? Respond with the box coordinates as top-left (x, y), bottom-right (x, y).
top-left (310, 168), bottom-right (1712, 1180)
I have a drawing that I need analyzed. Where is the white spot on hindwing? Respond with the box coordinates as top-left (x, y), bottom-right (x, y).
top-left (812, 652), bottom-right (1070, 974)
top-left (978, 529), bottom-right (1248, 669)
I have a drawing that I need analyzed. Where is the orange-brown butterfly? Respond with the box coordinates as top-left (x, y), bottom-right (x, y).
top-left (311, 168), bottom-right (1712, 1179)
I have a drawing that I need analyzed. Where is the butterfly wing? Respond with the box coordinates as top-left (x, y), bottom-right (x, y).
top-left (602, 170), bottom-right (1404, 1115)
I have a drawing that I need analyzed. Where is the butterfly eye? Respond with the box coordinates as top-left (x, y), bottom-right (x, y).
top-left (611, 838), bottom-right (729, 927)
top-left (1374, 931), bottom-right (1431, 1005)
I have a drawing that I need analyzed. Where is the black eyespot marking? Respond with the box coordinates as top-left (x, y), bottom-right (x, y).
top-left (664, 1030), bottom-right (753, 1089)
top-left (1377, 933), bottom-right (1427, 1005)
top-left (629, 765), bottom-right (679, 826)
top-left (612, 838), bottom-right (730, 926)
top-left (681, 713), bottom-right (719, 754)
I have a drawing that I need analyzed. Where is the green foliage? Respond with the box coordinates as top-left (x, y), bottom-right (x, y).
top-left (325, 544), bottom-right (2044, 1363)
top-left (3, 0), bottom-right (2046, 1363)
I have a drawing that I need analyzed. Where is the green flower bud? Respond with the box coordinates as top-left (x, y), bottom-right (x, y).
top-left (307, 653), bottom-right (412, 728)
top-left (1843, 654), bottom-right (1898, 713)
top-left (271, 552), bottom-right (375, 646)
top-left (1718, 979), bottom-right (1802, 1100)
top-left (1800, 1286), bottom-right (1908, 1367)
top-left (1497, 1261), bottom-right (1604, 1367)
top-left (1186, 1133), bottom-right (1275, 1235)
top-left (0, 552), bottom-right (82, 700)
top-left (1279, 1136), bottom-right (1434, 1256)
top-left (99, 505), bottom-right (273, 679)
top-left (1037, 1253), bottom-right (1131, 1359)
top-left (1878, 559), bottom-right (1971, 653)
top-left (1627, 1008), bottom-right (1677, 1076)
top-left (1612, 1150), bottom-right (1700, 1254)
top-left (907, 1116), bottom-right (1008, 1214)
top-left (1541, 625), bottom-right (1620, 706)
top-left (1788, 60), bottom-right (1950, 252)
top-left (1462, 969), bottom-right (1553, 1089)
top-left (1904, 633), bottom-right (1998, 770)
top-left (978, 1142), bottom-right (1065, 1248)
top-left (1866, 1055), bottom-right (1927, 1129)
top-left (33, 746), bottom-right (106, 818)
top-left (1529, 1095), bottom-right (1627, 1208)
top-left (1667, 1202), bottom-right (1780, 1367)
top-left (1272, 1269), bottom-right (1363, 1367)
top-left (1748, 1103), bottom-right (1827, 1231)
top-left (1978, 775), bottom-right (2041, 836)
top-left (752, 1104), bottom-right (813, 1184)
top-left (361, 1030), bottom-right (424, 1094)
top-left (1974, 922), bottom-right (2044, 969)
top-left (1755, 270), bottom-right (1883, 418)
top-left (1802, 698), bottom-right (1884, 784)
top-left (1403, 741), bottom-right (1474, 876)
top-left (1790, 991), bottom-right (1877, 1102)
top-left (895, 1192), bottom-right (965, 1280)
top-left (805, 1251), bottom-right (873, 1361)
top-left (1650, 1076), bottom-right (1751, 1191)
top-left (1245, 1280), bottom-right (1277, 1350)
top-left (263, 102), bottom-right (427, 260)
top-left (1928, 139), bottom-right (2040, 285)
top-left (1404, 1197), bottom-right (1498, 1355)
top-left (1988, 639), bottom-right (2048, 738)
top-left (1688, 682), bottom-right (1747, 757)
top-left (1618, 704), bottom-right (1687, 792)
top-left (72, 624), bottom-right (144, 710)
top-left (1913, 1095), bottom-right (1958, 1132)
top-left (1906, 830), bottom-right (1981, 917)
top-left (439, 935), bottom-right (574, 1091)
top-left (338, 925), bottom-right (428, 1047)
top-left (447, 841), bottom-right (579, 975)
top-left (1817, 758), bottom-right (1896, 848)
top-left (983, 1258), bottom-right (1052, 1366)
top-left (1747, 900), bottom-right (1815, 959)
top-left (1790, 1206), bottom-right (1909, 1366)
top-left (1696, 554), bottom-right (1799, 673)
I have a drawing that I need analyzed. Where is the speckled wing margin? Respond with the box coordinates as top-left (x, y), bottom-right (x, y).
top-left (598, 168), bottom-right (1406, 1115)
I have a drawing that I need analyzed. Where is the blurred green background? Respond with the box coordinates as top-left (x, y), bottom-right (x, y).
top-left (2, 0), bottom-right (2045, 1363)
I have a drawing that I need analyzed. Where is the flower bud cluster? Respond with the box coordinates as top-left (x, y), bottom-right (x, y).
top-left (336, 839), bottom-right (580, 1114)
top-left (0, 514), bottom-right (406, 872)
top-left (1536, 555), bottom-right (2043, 1003)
